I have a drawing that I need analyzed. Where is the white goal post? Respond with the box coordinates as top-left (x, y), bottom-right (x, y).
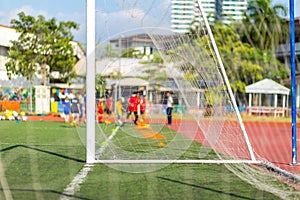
top-left (81, 1), bottom-right (300, 199)
top-left (85, 0), bottom-right (258, 165)
top-left (86, 0), bottom-right (96, 163)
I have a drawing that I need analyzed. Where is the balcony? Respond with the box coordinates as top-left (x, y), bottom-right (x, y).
top-left (276, 42), bottom-right (300, 57)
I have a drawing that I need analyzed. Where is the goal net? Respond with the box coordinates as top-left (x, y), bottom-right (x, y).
top-left (78, 0), bottom-right (300, 199)
top-left (86, 0), bottom-right (256, 165)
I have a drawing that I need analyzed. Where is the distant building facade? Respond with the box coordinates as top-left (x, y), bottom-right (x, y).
top-left (219, 0), bottom-right (247, 24)
top-left (276, 18), bottom-right (300, 72)
top-left (109, 34), bottom-right (157, 57)
top-left (171, 0), bottom-right (247, 33)
top-left (276, 17), bottom-right (300, 107)
top-left (171, 0), bottom-right (196, 33)
top-left (0, 25), bottom-right (19, 82)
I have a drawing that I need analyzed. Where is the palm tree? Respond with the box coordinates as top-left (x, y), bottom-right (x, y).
top-left (240, 0), bottom-right (288, 51)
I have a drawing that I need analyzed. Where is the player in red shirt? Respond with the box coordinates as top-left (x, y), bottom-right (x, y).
top-left (97, 97), bottom-right (104, 123)
top-left (133, 93), bottom-right (141, 125)
top-left (126, 93), bottom-right (136, 123)
top-left (140, 95), bottom-right (146, 122)
top-left (105, 96), bottom-right (113, 121)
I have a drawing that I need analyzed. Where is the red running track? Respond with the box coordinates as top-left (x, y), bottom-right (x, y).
top-left (166, 119), bottom-right (300, 177)
top-left (244, 121), bottom-right (300, 176)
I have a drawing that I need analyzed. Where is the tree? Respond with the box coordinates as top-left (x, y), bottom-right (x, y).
top-left (184, 23), bottom-right (259, 93)
top-left (139, 52), bottom-right (167, 83)
top-left (240, 0), bottom-right (288, 51)
top-left (5, 12), bottom-right (79, 85)
top-left (96, 74), bottom-right (107, 97)
top-left (211, 23), bottom-right (263, 92)
top-left (121, 48), bottom-right (144, 58)
top-left (183, 22), bottom-right (288, 94)
top-left (212, 23), bottom-right (288, 92)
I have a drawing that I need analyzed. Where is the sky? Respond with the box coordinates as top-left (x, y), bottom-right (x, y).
top-left (0, 0), bottom-right (299, 44)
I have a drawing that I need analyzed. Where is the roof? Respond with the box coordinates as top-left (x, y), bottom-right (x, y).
top-left (96, 58), bottom-right (145, 76)
top-left (245, 79), bottom-right (290, 95)
top-left (109, 77), bottom-right (149, 87)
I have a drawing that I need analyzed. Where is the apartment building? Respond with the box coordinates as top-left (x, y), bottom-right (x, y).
top-left (171, 0), bottom-right (247, 33)
top-left (221, 0), bottom-right (247, 24)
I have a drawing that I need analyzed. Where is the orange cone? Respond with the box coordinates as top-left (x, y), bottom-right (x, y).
top-left (157, 142), bottom-right (166, 147)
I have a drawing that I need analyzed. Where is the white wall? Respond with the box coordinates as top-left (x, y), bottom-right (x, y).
top-left (0, 25), bottom-right (19, 47)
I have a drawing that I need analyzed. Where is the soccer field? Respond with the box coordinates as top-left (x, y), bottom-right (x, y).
top-left (0, 120), bottom-right (294, 199)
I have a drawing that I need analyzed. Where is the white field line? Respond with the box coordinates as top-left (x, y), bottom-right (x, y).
top-left (0, 159), bottom-right (13, 200)
top-left (60, 125), bottom-right (120, 200)
top-left (96, 126), bottom-right (120, 158)
top-left (59, 163), bottom-right (94, 200)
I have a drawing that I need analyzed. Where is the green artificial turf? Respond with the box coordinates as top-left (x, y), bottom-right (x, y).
top-left (0, 120), bottom-right (296, 199)
top-left (77, 163), bottom-right (282, 200)
top-left (0, 121), bottom-right (86, 200)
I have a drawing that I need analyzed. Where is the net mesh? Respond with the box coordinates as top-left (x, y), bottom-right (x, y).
top-left (90, 0), bottom-right (254, 164)
top-left (92, 29), bottom-right (254, 163)
top-left (77, 0), bottom-right (300, 198)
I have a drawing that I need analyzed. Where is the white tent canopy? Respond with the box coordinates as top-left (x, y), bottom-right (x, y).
top-left (245, 78), bottom-right (290, 95)
top-left (245, 79), bottom-right (290, 116)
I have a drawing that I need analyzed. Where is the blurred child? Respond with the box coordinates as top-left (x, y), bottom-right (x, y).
top-left (105, 95), bottom-right (113, 122)
top-left (126, 93), bottom-right (136, 123)
top-left (12, 110), bottom-right (19, 124)
top-left (71, 93), bottom-right (81, 127)
top-left (79, 93), bottom-right (86, 124)
top-left (63, 96), bottom-right (71, 123)
top-left (116, 97), bottom-right (125, 126)
top-left (97, 97), bottom-right (104, 123)
top-left (140, 95), bottom-right (147, 122)
top-left (133, 93), bottom-right (141, 125)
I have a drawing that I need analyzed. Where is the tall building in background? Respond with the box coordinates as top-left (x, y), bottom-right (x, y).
top-left (171, 0), bottom-right (196, 33)
top-left (171, 0), bottom-right (247, 33)
top-left (221, 0), bottom-right (247, 24)
top-left (200, 0), bottom-right (217, 22)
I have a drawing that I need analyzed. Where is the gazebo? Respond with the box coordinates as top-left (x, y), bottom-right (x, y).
top-left (245, 79), bottom-right (290, 117)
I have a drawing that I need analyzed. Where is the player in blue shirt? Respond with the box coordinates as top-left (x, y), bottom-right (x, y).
top-left (63, 96), bottom-right (71, 123)
top-left (71, 93), bottom-right (81, 127)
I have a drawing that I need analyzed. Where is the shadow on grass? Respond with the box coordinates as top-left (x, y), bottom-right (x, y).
top-left (157, 176), bottom-right (255, 200)
top-left (0, 188), bottom-right (91, 200)
top-left (0, 144), bottom-right (85, 163)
